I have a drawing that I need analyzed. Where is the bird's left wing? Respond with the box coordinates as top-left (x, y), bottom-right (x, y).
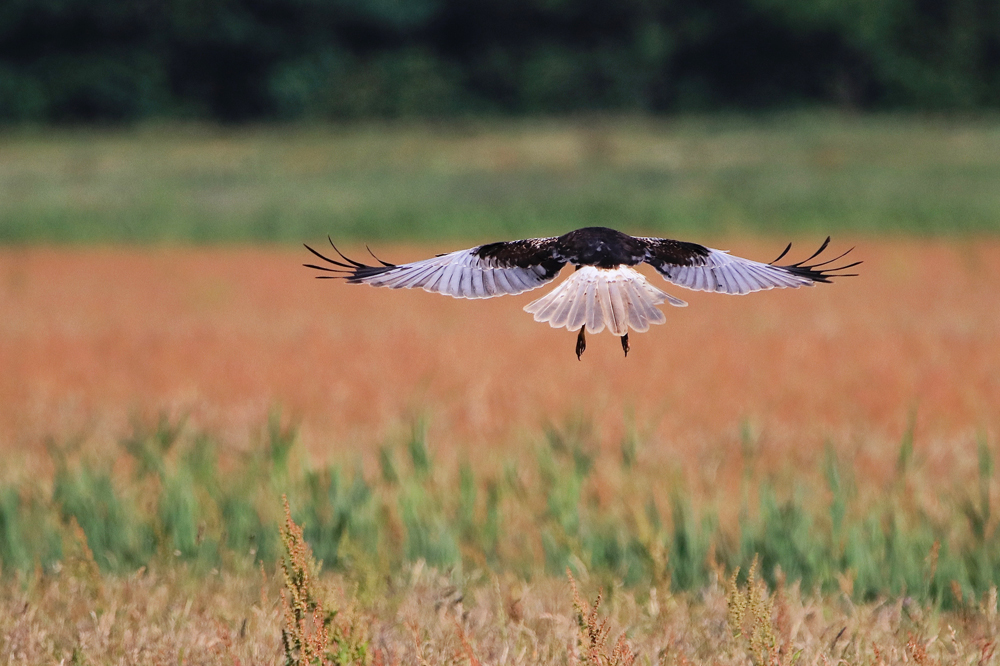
top-left (304, 237), bottom-right (566, 299)
top-left (639, 236), bottom-right (860, 295)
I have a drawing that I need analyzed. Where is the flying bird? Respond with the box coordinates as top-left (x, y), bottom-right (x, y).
top-left (304, 227), bottom-right (859, 359)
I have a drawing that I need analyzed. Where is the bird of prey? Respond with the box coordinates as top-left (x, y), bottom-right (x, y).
top-left (304, 227), bottom-right (859, 359)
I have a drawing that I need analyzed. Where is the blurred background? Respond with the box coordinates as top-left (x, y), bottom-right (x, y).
top-left (1, 0), bottom-right (999, 122)
top-left (1, 0), bottom-right (1000, 599)
top-left (2, 0), bottom-right (1000, 462)
top-left (2, 0), bottom-right (1000, 244)
top-left (1, 0), bottom-right (999, 466)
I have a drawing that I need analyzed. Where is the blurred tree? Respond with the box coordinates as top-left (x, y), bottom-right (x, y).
top-left (0, 0), bottom-right (997, 121)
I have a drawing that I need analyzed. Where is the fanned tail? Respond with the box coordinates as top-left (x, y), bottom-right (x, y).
top-left (524, 266), bottom-right (684, 335)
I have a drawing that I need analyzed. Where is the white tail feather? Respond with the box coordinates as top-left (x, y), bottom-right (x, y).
top-left (525, 266), bottom-right (681, 334)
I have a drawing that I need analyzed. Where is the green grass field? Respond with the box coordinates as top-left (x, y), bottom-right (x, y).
top-left (4, 415), bottom-right (996, 603)
top-left (3, 114), bottom-right (1000, 244)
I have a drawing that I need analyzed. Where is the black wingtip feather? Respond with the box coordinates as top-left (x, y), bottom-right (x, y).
top-left (366, 245), bottom-right (396, 268)
top-left (328, 236), bottom-right (367, 268)
top-left (773, 238), bottom-right (861, 283)
top-left (809, 236), bottom-right (832, 261)
top-left (806, 246), bottom-right (855, 269)
top-left (303, 262), bottom-right (339, 273)
top-left (770, 242), bottom-right (793, 265)
top-left (303, 240), bottom-right (399, 281)
top-left (304, 243), bottom-right (348, 268)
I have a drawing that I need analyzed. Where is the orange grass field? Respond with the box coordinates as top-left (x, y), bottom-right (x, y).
top-left (1, 238), bottom-right (998, 486)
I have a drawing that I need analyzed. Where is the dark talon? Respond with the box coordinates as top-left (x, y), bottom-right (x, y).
top-left (575, 328), bottom-right (587, 360)
top-left (621, 333), bottom-right (629, 357)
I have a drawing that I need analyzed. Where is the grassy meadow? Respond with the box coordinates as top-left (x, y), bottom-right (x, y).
top-left (2, 115), bottom-right (1000, 664)
top-left (3, 114), bottom-right (1000, 244)
top-left (7, 414), bottom-right (1000, 600)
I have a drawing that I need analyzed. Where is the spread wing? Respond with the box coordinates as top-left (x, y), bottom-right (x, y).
top-left (640, 236), bottom-right (860, 295)
top-left (304, 237), bottom-right (567, 299)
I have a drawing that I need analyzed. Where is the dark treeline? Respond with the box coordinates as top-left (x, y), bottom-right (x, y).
top-left (0, 0), bottom-right (998, 122)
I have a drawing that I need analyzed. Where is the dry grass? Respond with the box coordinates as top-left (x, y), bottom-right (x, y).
top-left (280, 496), bottom-right (370, 665)
top-left (3, 548), bottom-right (1000, 665)
top-left (1, 240), bottom-right (997, 497)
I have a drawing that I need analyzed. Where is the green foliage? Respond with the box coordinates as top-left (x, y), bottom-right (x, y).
top-left (0, 486), bottom-right (61, 572)
top-left (51, 465), bottom-right (155, 571)
top-left (1, 0), bottom-right (999, 121)
top-left (2, 415), bottom-right (1000, 608)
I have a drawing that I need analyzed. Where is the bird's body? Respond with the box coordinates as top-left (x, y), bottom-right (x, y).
top-left (305, 226), bottom-right (858, 359)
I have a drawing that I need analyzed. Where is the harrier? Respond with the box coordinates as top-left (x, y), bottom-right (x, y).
top-left (304, 227), bottom-right (858, 359)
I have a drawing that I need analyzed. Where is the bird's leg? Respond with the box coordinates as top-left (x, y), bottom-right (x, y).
top-left (621, 332), bottom-right (630, 357)
top-left (575, 328), bottom-right (587, 360)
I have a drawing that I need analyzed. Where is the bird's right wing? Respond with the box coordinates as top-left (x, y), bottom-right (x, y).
top-left (639, 236), bottom-right (860, 295)
top-left (304, 237), bottom-right (566, 299)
